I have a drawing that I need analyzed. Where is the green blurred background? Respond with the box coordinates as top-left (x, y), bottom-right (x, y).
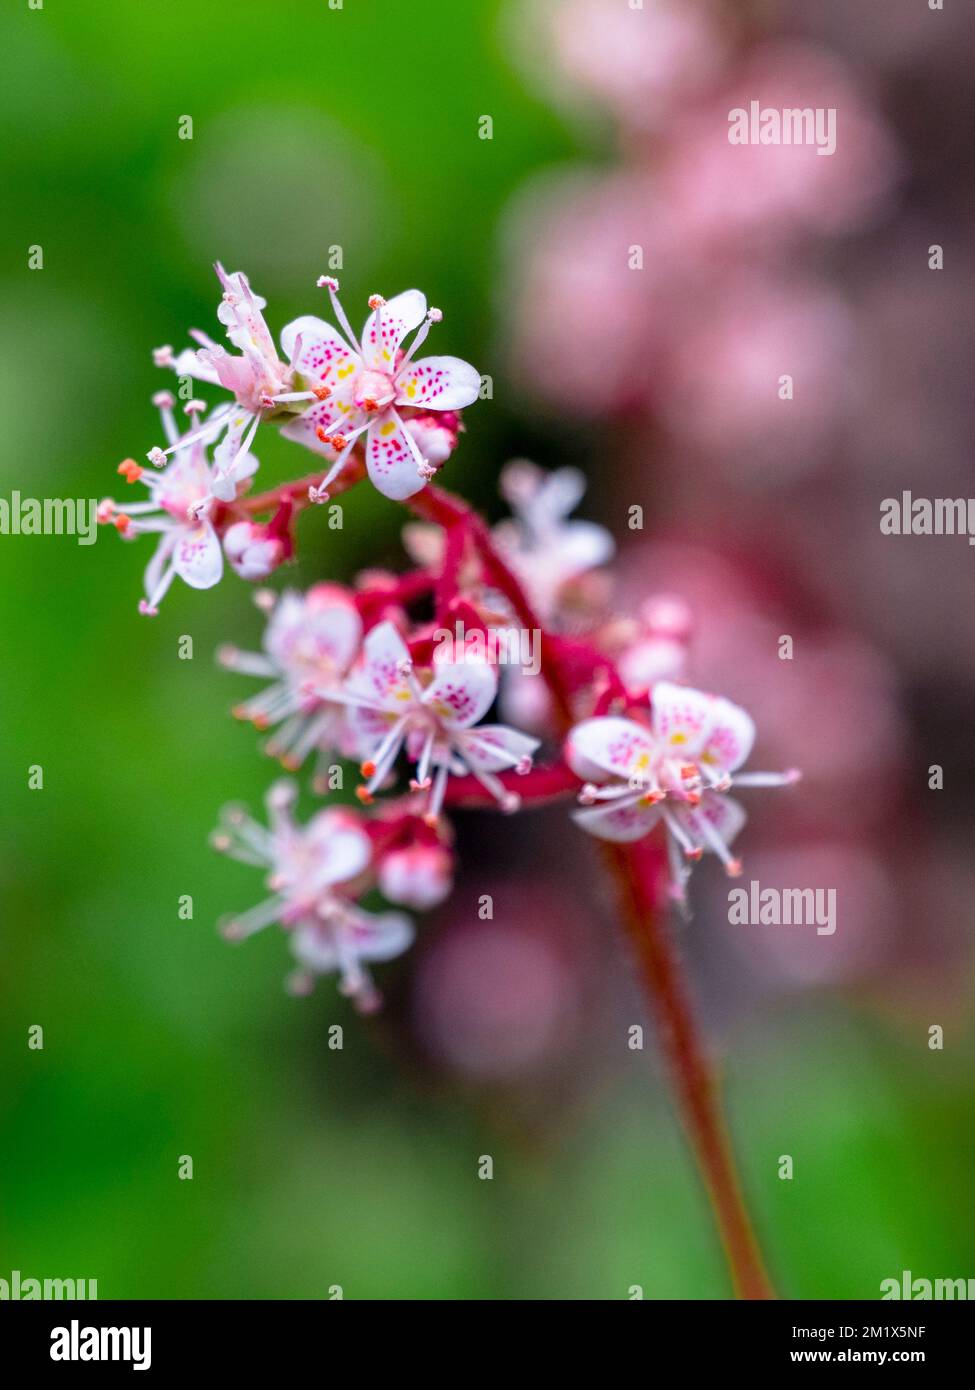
top-left (1, 0), bottom-right (972, 1300)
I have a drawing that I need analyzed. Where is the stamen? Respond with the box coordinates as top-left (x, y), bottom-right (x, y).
top-left (317, 275), bottom-right (362, 354)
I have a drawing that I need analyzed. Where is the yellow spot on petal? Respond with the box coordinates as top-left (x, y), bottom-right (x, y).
top-left (670, 732), bottom-right (687, 745)
top-left (380, 421), bottom-right (397, 438)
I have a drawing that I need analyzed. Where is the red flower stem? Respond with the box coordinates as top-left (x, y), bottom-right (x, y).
top-left (240, 458), bottom-right (366, 515)
top-left (603, 838), bottom-right (774, 1299)
top-left (408, 483), bottom-right (774, 1298)
top-left (243, 463), bottom-right (775, 1296)
top-left (435, 517), bottom-right (470, 623)
top-left (444, 759), bottom-right (580, 809)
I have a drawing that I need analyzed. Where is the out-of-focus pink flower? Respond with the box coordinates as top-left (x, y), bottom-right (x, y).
top-left (658, 272), bottom-right (853, 475)
top-left (543, 0), bottom-right (730, 131)
top-left (414, 906), bottom-right (575, 1081)
top-left (716, 841), bottom-right (893, 989)
top-left (616, 594), bottom-right (693, 696)
top-left (658, 42), bottom-right (899, 248)
top-left (492, 461), bottom-right (614, 622)
top-left (212, 782), bottom-right (413, 1011)
top-left (218, 583), bottom-right (362, 777)
top-left (502, 168), bottom-right (666, 415)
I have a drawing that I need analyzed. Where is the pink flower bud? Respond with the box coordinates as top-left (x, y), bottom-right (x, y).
top-left (378, 842), bottom-right (454, 911)
top-left (402, 410), bottom-right (461, 467)
top-left (223, 521), bottom-right (286, 582)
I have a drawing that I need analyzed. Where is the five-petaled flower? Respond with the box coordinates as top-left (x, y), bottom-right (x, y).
top-left (336, 621), bottom-right (540, 820)
top-left (219, 584), bottom-right (363, 785)
top-left (279, 280), bottom-right (481, 501)
top-left (492, 460), bottom-right (615, 621)
top-left (102, 394), bottom-right (257, 614)
top-left (211, 780), bottom-right (413, 1011)
top-left (566, 682), bottom-right (800, 904)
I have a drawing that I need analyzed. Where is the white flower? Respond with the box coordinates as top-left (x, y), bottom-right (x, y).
top-left (211, 780), bottom-right (413, 1011)
top-left (337, 621), bottom-right (540, 820)
top-left (566, 682), bottom-right (799, 904)
top-left (279, 281), bottom-right (481, 501)
top-left (106, 396), bottom-right (257, 614)
top-left (492, 460), bottom-right (614, 620)
top-left (219, 584), bottom-right (362, 785)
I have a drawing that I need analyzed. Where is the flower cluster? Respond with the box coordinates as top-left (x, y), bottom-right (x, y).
top-left (111, 264), bottom-right (800, 1007)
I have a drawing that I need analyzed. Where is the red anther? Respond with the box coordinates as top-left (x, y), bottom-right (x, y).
top-left (360, 760), bottom-right (377, 778)
top-left (313, 386), bottom-right (332, 401)
top-left (680, 764), bottom-right (698, 781)
top-left (315, 427), bottom-right (331, 445)
top-left (117, 458), bottom-right (144, 484)
top-left (113, 513), bottom-right (131, 533)
top-left (356, 786), bottom-right (375, 805)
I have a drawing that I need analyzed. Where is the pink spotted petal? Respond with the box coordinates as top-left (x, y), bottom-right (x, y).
top-left (458, 724), bottom-right (540, 773)
top-left (172, 520), bottom-right (223, 590)
top-left (360, 290), bottom-right (427, 370)
top-left (572, 798), bottom-right (662, 843)
top-left (565, 716), bottom-right (656, 783)
top-left (279, 316), bottom-right (361, 387)
top-left (303, 809), bottom-right (372, 886)
top-left (650, 681), bottom-right (716, 760)
top-left (422, 660), bottom-right (498, 729)
top-left (365, 415), bottom-right (427, 501)
top-left (700, 697), bottom-right (755, 774)
top-left (346, 620), bottom-right (413, 708)
top-left (673, 793), bottom-right (748, 852)
top-left (394, 354), bottom-right (481, 411)
top-left (347, 909), bottom-right (415, 963)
